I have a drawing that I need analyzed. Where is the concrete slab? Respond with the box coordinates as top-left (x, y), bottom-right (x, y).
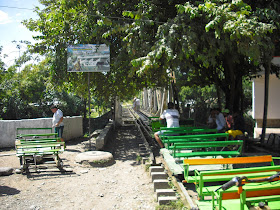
top-left (149, 166), bottom-right (164, 174)
top-left (156, 189), bottom-right (176, 200)
top-left (153, 179), bottom-right (170, 192)
top-left (151, 172), bottom-right (168, 181)
top-left (158, 196), bottom-right (177, 205)
top-left (75, 151), bottom-right (115, 167)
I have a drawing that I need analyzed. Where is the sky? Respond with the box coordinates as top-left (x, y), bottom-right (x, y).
top-left (0, 0), bottom-right (41, 68)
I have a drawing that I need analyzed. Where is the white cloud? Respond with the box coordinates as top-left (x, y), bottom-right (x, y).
top-left (0, 10), bottom-right (12, 24)
top-left (18, 23), bottom-right (26, 28)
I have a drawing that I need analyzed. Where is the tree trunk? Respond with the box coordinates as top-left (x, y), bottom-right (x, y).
top-left (233, 75), bottom-right (242, 113)
top-left (261, 57), bottom-right (271, 144)
top-left (216, 84), bottom-right (222, 110)
top-left (225, 54), bottom-right (236, 112)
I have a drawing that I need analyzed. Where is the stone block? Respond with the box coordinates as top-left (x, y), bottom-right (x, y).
top-left (149, 166), bottom-right (164, 174)
top-left (153, 179), bottom-right (169, 192)
top-left (151, 172), bottom-right (168, 181)
top-left (0, 167), bottom-right (13, 176)
top-left (158, 196), bottom-right (177, 205)
top-left (156, 189), bottom-right (176, 201)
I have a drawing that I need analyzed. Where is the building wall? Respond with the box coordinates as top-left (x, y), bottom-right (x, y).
top-left (252, 57), bottom-right (280, 137)
top-left (0, 116), bottom-right (83, 148)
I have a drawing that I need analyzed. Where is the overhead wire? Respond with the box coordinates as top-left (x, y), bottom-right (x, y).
top-left (0, 5), bottom-right (34, 11)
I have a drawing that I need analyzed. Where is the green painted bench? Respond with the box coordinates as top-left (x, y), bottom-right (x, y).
top-left (16, 127), bottom-right (58, 139)
top-left (212, 179), bottom-right (280, 210)
top-left (172, 140), bottom-right (243, 158)
top-left (159, 126), bottom-right (209, 131)
top-left (17, 138), bottom-right (61, 144)
top-left (160, 133), bottom-right (229, 149)
top-left (15, 140), bottom-right (65, 172)
top-left (17, 133), bottom-right (58, 138)
top-left (159, 128), bottom-right (217, 136)
top-left (15, 127), bottom-right (64, 172)
top-left (183, 155), bottom-right (280, 200)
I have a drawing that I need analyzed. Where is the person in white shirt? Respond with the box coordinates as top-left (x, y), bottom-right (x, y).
top-left (154, 102), bottom-right (180, 148)
top-left (215, 108), bottom-right (226, 132)
top-left (133, 97), bottom-right (141, 111)
top-left (50, 105), bottom-right (64, 143)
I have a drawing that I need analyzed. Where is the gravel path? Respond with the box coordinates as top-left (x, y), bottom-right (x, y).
top-left (0, 123), bottom-right (158, 210)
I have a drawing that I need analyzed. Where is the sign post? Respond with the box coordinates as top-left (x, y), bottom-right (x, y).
top-left (67, 44), bottom-right (110, 150)
top-left (88, 72), bottom-right (91, 148)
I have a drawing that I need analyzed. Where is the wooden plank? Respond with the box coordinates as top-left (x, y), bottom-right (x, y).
top-left (177, 151), bottom-right (240, 158)
top-left (198, 165), bottom-right (280, 176)
top-left (161, 133), bottom-right (228, 139)
top-left (184, 155), bottom-right (273, 165)
top-left (197, 171), bottom-right (278, 183)
top-left (17, 133), bottom-right (58, 137)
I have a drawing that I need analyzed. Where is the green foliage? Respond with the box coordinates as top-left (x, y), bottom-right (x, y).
top-left (179, 84), bottom-right (219, 124)
top-left (0, 59), bottom-right (85, 120)
top-left (15, 0), bottom-right (280, 116)
top-left (132, 0), bottom-right (280, 113)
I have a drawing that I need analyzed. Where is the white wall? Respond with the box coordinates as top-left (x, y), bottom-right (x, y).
top-left (253, 74), bottom-right (280, 119)
top-left (252, 57), bottom-right (280, 137)
top-left (0, 116), bottom-right (83, 148)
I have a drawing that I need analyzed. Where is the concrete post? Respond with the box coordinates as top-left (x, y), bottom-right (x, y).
top-left (114, 96), bottom-right (122, 126)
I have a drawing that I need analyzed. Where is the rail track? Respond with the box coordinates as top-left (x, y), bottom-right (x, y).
top-left (128, 108), bottom-right (198, 209)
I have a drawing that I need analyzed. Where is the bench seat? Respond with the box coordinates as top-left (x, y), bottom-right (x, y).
top-left (212, 180), bottom-right (280, 210)
top-left (183, 155), bottom-right (278, 200)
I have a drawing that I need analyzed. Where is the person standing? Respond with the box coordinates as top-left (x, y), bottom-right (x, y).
top-left (50, 105), bottom-right (64, 143)
top-left (154, 102), bottom-right (180, 148)
top-left (133, 97), bottom-right (141, 111)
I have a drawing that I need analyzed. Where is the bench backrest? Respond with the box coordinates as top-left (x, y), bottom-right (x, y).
top-left (17, 133), bottom-right (58, 138)
top-left (183, 155), bottom-right (274, 181)
top-left (175, 140), bottom-right (242, 148)
top-left (162, 128), bottom-right (218, 135)
top-left (16, 127), bottom-right (53, 135)
top-left (174, 140), bottom-right (243, 156)
top-left (160, 126), bottom-right (208, 130)
top-left (161, 132), bottom-right (229, 140)
top-left (184, 155), bottom-right (274, 166)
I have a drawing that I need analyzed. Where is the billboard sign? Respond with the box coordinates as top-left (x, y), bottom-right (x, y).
top-left (67, 44), bottom-right (110, 72)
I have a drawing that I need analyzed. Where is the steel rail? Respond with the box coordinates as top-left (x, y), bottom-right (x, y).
top-left (128, 108), bottom-right (199, 209)
top-left (127, 108), bottom-right (155, 164)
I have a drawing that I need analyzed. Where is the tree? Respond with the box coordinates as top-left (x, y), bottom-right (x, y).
top-left (21, 0), bottom-right (280, 116)
top-left (22, 0), bottom-right (185, 102)
top-left (130, 0), bottom-right (279, 113)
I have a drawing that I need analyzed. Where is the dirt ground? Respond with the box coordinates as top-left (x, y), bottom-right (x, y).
top-left (0, 125), bottom-right (158, 210)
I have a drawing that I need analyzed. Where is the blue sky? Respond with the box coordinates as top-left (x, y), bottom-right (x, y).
top-left (0, 0), bottom-right (41, 68)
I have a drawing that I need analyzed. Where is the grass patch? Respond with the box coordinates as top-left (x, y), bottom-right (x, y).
top-left (136, 155), bottom-right (142, 163)
top-left (156, 200), bottom-right (186, 210)
top-left (145, 163), bottom-right (151, 172)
